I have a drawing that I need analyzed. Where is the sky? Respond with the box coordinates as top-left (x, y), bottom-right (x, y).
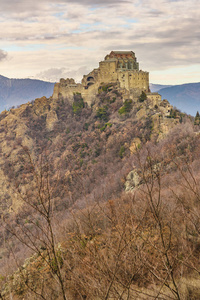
top-left (0, 0), bottom-right (199, 84)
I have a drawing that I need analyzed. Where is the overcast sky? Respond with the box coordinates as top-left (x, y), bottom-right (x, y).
top-left (0, 0), bottom-right (199, 84)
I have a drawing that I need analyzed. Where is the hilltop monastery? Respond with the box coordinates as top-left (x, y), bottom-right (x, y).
top-left (52, 51), bottom-right (161, 105)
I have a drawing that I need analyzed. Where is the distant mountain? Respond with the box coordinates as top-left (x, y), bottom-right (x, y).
top-left (150, 83), bottom-right (173, 92)
top-left (157, 82), bottom-right (200, 116)
top-left (0, 75), bottom-right (55, 111)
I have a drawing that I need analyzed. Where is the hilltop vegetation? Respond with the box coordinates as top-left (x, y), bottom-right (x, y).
top-left (0, 84), bottom-right (200, 299)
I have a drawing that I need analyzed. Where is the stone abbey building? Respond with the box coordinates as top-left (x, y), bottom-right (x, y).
top-left (53, 51), bottom-right (155, 105)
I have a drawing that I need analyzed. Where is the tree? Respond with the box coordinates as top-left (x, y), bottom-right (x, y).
top-left (134, 149), bottom-right (181, 299)
top-left (72, 93), bottom-right (85, 115)
top-left (3, 146), bottom-right (67, 300)
top-left (194, 111), bottom-right (200, 125)
top-left (95, 106), bottom-right (109, 121)
top-left (138, 91), bottom-right (147, 102)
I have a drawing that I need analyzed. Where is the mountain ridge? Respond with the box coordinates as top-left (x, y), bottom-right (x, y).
top-left (157, 82), bottom-right (200, 115)
top-left (0, 75), bottom-right (55, 111)
top-left (149, 83), bottom-right (173, 92)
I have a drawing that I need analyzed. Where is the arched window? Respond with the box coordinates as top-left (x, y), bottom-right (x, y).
top-left (87, 82), bottom-right (94, 87)
top-left (87, 76), bottom-right (94, 82)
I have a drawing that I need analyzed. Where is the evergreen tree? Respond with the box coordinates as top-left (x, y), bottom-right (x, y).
top-left (194, 111), bottom-right (200, 125)
top-left (139, 91), bottom-right (147, 102)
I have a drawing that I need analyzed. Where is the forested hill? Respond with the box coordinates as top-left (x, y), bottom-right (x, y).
top-left (0, 75), bottom-right (55, 111)
top-left (0, 83), bottom-right (200, 299)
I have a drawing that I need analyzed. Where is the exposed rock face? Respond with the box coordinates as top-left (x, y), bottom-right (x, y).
top-left (46, 110), bottom-right (58, 131)
top-left (0, 95), bottom-right (63, 213)
top-left (125, 169), bottom-right (141, 192)
top-left (151, 113), bottom-right (180, 140)
top-left (129, 138), bottom-right (141, 154)
top-left (136, 108), bottom-right (146, 119)
top-left (33, 96), bottom-right (50, 115)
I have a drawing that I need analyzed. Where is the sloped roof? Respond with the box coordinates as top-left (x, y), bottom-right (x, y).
top-left (111, 51), bottom-right (135, 55)
top-left (105, 51), bottom-right (136, 59)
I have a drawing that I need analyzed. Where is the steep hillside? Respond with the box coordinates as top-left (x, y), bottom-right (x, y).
top-left (157, 82), bottom-right (200, 116)
top-left (0, 85), bottom-right (200, 299)
top-left (0, 75), bottom-right (55, 111)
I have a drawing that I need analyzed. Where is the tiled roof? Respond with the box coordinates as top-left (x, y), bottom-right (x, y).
top-left (112, 51), bottom-right (134, 54)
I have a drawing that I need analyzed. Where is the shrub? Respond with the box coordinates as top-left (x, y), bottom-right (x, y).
top-left (100, 122), bottom-right (112, 132)
top-left (139, 91), bottom-right (147, 102)
top-left (72, 94), bottom-right (85, 115)
top-left (84, 123), bottom-right (89, 130)
top-left (119, 145), bottom-right (125, 158)
top-left (66, 128), bottom-right (70, 134)
top-left (98, 83), bottom-right (113, 93)
top-left (118, 99), bottom-right (133, 115)
top-left (96, 106), bottom-right (109, 121)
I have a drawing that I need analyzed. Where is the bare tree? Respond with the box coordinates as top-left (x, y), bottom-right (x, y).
top-left (2, 145), bottom-right (67, 300)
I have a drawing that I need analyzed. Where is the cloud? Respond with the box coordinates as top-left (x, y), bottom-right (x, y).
top-left (0, 50), bottom-right (7, 61)
top-left (0, 0), bottom-right (199, 84)
top-left (0, 0), bottom-right (129, 20)
top-left (35, 66), bottom-right (91, 82)
top-left (64, 0), bottom-right (131, 5)
top-left (1, 0), bottom-right (130, 9)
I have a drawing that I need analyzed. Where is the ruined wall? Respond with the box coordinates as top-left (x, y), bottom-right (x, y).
top-left (52, 78), bottom-right (98, 106)
top-left (146, 93), bottom-right (162, 106)
top-left (52, 82), bottom-right (84, 104)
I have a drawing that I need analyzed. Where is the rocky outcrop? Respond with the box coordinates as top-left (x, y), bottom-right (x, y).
top-left (125, 169), bottom-right (141, 192)
top-left (46, 110), bottom-right (58, 131)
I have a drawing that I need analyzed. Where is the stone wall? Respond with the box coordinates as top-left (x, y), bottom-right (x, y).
top-left (146, 93), bottom-right (162, 106)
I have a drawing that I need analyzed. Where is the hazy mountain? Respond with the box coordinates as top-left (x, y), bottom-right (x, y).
top-left (0, 75), bottom-right (55, 111)
top-left (156, 82), bottom-right (200, 116)
top-left (150, 83), bottom-right (173, 92)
